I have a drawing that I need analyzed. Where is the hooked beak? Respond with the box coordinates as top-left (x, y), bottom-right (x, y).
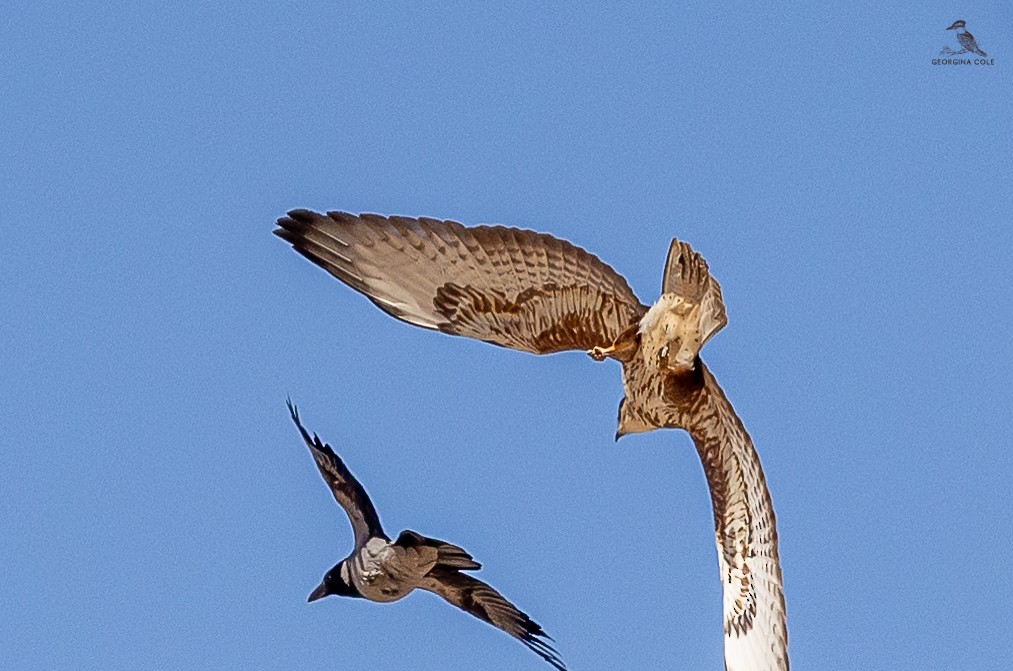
top-left (307, 581), bottom-right (328, 603)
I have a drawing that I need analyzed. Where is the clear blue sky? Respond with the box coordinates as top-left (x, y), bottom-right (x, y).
top-left (3, 2), bottom-right (1011, 670)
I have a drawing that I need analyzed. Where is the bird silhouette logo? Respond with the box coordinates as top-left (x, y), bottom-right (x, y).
top-left (940, 20), bottom-right (988, 57)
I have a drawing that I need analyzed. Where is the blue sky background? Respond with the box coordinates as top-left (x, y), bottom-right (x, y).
top-left (3, 2), bottom-right (1011, 670)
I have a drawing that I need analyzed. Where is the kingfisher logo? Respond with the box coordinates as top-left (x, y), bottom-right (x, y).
top-left (933, 19), bottom-right (995, 65)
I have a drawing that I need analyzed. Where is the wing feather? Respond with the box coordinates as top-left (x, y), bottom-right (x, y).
top-left (275, 210), bottom-right (647, 354)
top-left (287, 400), bottom-right (386, 548)
top-left (419, 568), bottom-right (567, 670)
top-left (669, 368), bottom-right (789, 671)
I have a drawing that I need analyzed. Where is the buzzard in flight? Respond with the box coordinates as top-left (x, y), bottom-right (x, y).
top-left (276, 210), bottom-right (788, 671)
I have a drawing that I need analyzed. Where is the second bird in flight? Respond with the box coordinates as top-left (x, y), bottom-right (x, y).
top-left (287, 400), bottom-right (567, 670)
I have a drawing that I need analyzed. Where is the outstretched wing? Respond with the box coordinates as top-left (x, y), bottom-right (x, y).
top-left (275, 210), bottom-right (647, 354)
top-left (662, 238), bottom-right (727, 349)
top-left (668, 368), bottom-right (789, 671)
top-left (287, 400), bottom-right (386, 547)
top-left (419, 568), bottom-right (567, 671)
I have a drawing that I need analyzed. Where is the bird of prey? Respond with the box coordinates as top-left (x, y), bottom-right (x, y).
top-left (276, 210), bottom-right (789, 671)
top-left (287, 400), bottom-right (566, 670)
top-left (946, 20), bottom-right (988, 57)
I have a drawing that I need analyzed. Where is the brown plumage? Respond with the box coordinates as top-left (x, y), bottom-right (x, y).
top-left (274, 210), bottom-right (646, 353)
top-left (276, 210), bottom-right (788, 670)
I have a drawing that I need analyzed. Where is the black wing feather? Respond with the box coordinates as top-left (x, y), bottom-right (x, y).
top-left (287, 400), bottom-right (386, 546)
top-left (420, 568), bottom-right (567, 670)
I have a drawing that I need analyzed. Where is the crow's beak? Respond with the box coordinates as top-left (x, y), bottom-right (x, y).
top-left (307, 582), bottom-right (328, 603)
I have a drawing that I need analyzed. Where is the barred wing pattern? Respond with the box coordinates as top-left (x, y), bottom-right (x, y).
top-left (274, 210), bottom-right (647, 354)
top-left (420, 568), bottom-right (567, 671)
top-left (287, 400), bottom-right (386, 548)
top-left (668, 368), bottom-right (789, 671)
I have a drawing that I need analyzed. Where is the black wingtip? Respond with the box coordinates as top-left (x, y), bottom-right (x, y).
top-left (283, 208), bottom-right (326, 225)
top-left (286, 399), bottom-right (341, 465)
top-left (522, 630), bottom-right (568, 671)
top-left (286, 396), bottom-right (300, 425)
top-left (514, 612), bottom-right (567, 670)
top-left (286, 397), bottom-right (319, 450)
top-left (274, 209), bottom-right (327, 242)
